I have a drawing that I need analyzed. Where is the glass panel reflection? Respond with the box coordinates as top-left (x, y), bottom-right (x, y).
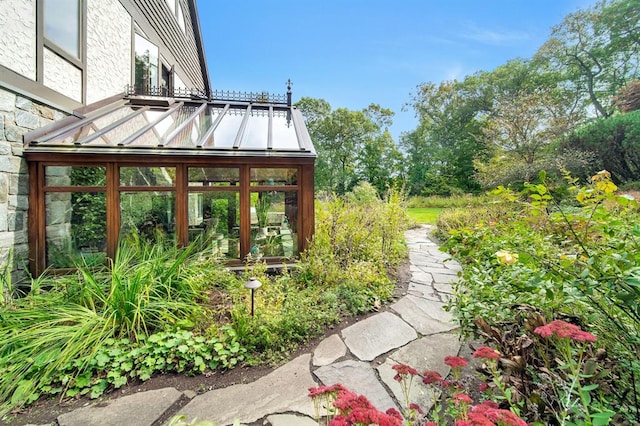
top-left (45, 191), bottom-right (107, 268)
top-left (120, 167), bottom-right (175, 186)
top-left (250, 191), bottom-right (298, 259)
top-left (188, 192), bottom-right (240, 259)
top-left (45, 166), bottom-right (106, 187)
top-left (272, 110), bottom-right (299, 150)
top-left (188, 167), bottom-right (239, 186)
top-left (250, 168), bottom-right (297, 186)
top-left (242, 109), bottom-right (269, 149)
top-left (212, 108), bottom-right (244, 148)
top-left (120, 191), bottom-right (175, 241)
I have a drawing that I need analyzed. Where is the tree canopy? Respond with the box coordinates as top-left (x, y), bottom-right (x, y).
top-left (297, 0), bottom-right (639, 195)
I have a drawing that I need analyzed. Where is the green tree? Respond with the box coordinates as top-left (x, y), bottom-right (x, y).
top-left (535, 0), bottom-right (640, 118)
top-left (296, 97), bottom-right (401, 195)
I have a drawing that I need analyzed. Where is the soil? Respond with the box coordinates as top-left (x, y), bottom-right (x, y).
top-left (5, 260), bottom-right (484, 426)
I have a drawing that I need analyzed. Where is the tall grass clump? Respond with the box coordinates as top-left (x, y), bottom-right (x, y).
top-left (0, 232), bottom-right (209, 416)
top-left (440, 171), bottom-right (640, 422)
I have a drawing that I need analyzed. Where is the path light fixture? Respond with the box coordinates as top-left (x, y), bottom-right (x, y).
top-left (244, 277), bottom-right (262, 316)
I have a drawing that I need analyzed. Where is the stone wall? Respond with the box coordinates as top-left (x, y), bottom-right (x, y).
top-left (0, 86), bottom-right (65, 281)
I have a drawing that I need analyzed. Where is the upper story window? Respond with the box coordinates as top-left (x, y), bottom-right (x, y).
top-left (45, 0), bottom-right (80, 57)
top-left (134, 34), bottom-right (159, 94)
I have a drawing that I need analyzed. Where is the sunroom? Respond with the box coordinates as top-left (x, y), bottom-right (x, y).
top-left (24, 87), bottom-right (316, 276)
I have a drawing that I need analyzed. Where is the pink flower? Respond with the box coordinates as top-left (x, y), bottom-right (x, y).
top-left (422, 370), bottom-right (443, 384)
top-left (453, 393), bottom-right (473, 405)
top-left (392, 363), bottom-right (418, 381)
top-left (478, 383), bottom-right (489, 392)
top-left (385, 407), bottom-right (403, 421)
top-left (534, 320), bottom-right (597, 342)
top-left (444, 355), bottom-right (468, 368)
top-left (409, 402), bottom-right (423, 414)
top-left (470, 401), bottom-right (528, 426)
top-left (473, 346), bottom-right (500, 360)
top-left (308, 383), bottom-right (347, 398)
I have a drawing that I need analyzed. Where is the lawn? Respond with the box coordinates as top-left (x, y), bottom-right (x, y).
top-left (407, 207), bottom-right (443, 224)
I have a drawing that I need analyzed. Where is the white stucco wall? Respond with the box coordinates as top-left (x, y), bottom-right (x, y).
top-left (86, 0), bottom-right (132, 103)
top-left (0, 0), bottom-right (36, 80)
top-left (43, 48), bottom-right (82, 102)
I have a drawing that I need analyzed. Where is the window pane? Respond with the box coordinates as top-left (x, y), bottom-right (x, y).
top-left (250, 168), bottom-right (297, 186)
top-left (134, 34), bottom-right (159, 93)
top-left (45, 191), bottom-right (107, 268)
top-left (250, 191), bottom-right (298, 259)
top-left (120, 167), bottom-right (175, 186)
top-left (120, 191), bottom-right (175, 241)
top-left (46, 166), bottom-right (106, 187)
top-left (188, 192), bottom-right (240, 259)
top-left (45, 0), bottom-right (79, 57)
top-left (188, 167), bottom-right (239, 187)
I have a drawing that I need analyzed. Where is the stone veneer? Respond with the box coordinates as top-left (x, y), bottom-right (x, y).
top-left (0, 86), bottom-right (66, 281)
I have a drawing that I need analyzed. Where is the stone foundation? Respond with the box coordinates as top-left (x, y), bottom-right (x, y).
top-left (0, 86), bottom-right (66, 282)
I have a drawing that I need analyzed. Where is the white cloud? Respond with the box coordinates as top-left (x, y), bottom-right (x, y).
top-left (459, 22), bottom-right (530, 45)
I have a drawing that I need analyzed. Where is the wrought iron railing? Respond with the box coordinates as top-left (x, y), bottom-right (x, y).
top-left (124, 85), bottom-right (290, 105)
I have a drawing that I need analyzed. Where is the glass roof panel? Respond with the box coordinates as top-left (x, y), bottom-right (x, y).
top-left (242, 109), bottom-right (269, 149)
top-left (212, 107), bottom-right (243, 148)
top-left (85, 111), bottom-right (157, 146)
top-left (26, 96), bottom-right (316, 157)
top-left (272, 110), bottom-right (300, 150)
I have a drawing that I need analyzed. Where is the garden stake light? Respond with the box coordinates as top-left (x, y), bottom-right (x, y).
top-left (244, 277), bottom-right (262, 316)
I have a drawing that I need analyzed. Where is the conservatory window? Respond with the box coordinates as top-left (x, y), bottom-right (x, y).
top-left (44, 166), bottom-right (107, 268)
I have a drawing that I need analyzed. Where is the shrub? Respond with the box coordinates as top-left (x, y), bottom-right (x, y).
top-left (440, 171), bottom-right (640, 422)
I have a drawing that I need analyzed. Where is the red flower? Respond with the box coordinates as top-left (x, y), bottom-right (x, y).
top-left (478, 383), bottom-right (489, 392)
top-left (453, 393), bottom-right (473, 405)
top-left (469, 401), bottom-right (528, 426)
top-left (392, 363), bottom-right (418, 381)
top-left (385, 407), bottom-right (403, 421)
top-left (422, 370), bottom-right (443, 384)
top-left (424, 423), bottom-right (438, 426)
top-left (409, 402), bottom-right (423, 414)
top-left (444, 355), bottom-right (468, 368)
top-left (473, 346), bottom-right (500, 360)
top-left (534, 320), bottom-right (597, 342)
top-left (308, 383), bottom-right (347, 398)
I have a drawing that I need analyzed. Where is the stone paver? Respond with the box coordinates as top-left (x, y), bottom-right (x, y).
top-left (313, 333), bottom-right (347, 367)
top-left (265, 414), bottom-right (318, 426)
top-left (341, 311), bottom-right (417, 361)
top-left (57, 387), bottom-right (183, 426)
top-left (314, 360), bottom-right (398, 412)
top-left (178, 354), bottom-right (316, 426)
top-left (391, 295), bottom-right (457, 335)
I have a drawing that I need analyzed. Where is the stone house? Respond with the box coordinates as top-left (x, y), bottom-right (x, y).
top-left (1, 0), bottom-right (315, 279)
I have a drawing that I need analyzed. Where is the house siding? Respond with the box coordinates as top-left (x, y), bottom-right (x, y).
top-left (132, 0), bottom-right (206, 90)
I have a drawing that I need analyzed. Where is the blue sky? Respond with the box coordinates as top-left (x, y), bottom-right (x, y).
top-left (196, 0), bottom-right (595, 141)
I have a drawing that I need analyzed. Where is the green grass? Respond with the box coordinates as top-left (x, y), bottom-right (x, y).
top-left (407, 207), bottom-right (443, 224)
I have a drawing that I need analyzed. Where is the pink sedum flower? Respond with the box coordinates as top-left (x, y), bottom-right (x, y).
top-left (534, 320), bottom-right (597, 342)
top-left (444, 355), bottom-right (468, 369)
top-left (473, 346), bottom-right (501, 360)
top-left (422, 370), bottom-right (443, 384)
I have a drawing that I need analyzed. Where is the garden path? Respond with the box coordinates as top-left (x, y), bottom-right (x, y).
top-left (55, 225), bottom-right (463, 426)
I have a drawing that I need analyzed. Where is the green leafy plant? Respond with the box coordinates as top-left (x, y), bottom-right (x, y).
top-left (440, 170), bottom-right (640, 422)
